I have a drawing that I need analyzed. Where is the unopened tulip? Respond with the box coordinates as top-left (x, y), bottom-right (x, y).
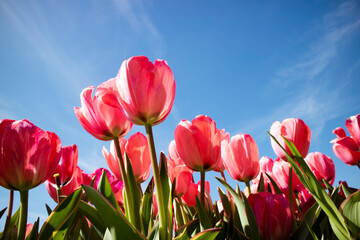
top-left (116, 56), bottom-right (176, 126)
top-left (45, 145), bottom-right (84, 202)
top-left (222, 134), bottom-right (260, 182)
top-left (248, 192), bottom-right (293, 240)
top-left (103, 132), bottom-right (151, 183)
top-left (251, 156), bottom-right (275, 193)
top-left (175, 115), bottom-right (222, 172)
top-left (305, 152), bottom-right (335, 185)
top-left (181, 181), bottom-right (211, 210)
top-left (74, 78), bottom-right (133, 141)
top-left (214, 130), bottom-right (230, 172)
top-left (0, 119), bottom-right (62, 191)
top-left (331, 114), bottom-right (360, 166)
top-left (272, 158), bottom-right (302, 192)
top-left (270, 118), bottom-right (311, 160)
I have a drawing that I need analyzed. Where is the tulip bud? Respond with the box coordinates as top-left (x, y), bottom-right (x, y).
top-left (305, 152), bottom-right (335, 185)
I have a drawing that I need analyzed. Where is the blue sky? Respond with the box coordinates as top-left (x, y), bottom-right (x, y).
top-left (1, 0), bottom-right (359, 228)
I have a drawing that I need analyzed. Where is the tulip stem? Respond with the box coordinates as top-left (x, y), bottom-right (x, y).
top-left (18, 190), bottom-right (28, 240)
top-left (145, 123), bottom-right (168, 240)
top-left (200, 171), bottom-right (205, 207)
top-left (245, 180), bottom-right (251, 196)
top-left (2, 190), bottom-right (14, 240)
top-left (113, 137), bottom-right (134, 224)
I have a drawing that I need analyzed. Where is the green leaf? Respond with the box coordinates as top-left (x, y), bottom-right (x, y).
top-left (190, 228), bottom-right (221, 240)
top-left (103, 228), bottom-right (116, 240)
top-left (257, 173), bottom-right (265, 193)
top-left (195, 196), bottom-right (212, 230)
top-left (147, 220), bottom-right (159, 240)
top-left (174, 219), bottom-right (199, 240)
top-left (97, 169), bottom-right (121, 212)
top-left (140, 178), bottom-right (154, 236)
top-left (0, 207), bottom-right (6, 220)
top-left (341, 183), bottom-right (353, 199)
top-left (268, 132), bottom-right (351, 239)
top-left (78, 200), bottom-right (106, 235)
top-left (38, 187), bottom-right (83, 240)
top-left (265, 172), bottom-right (282, 194)
top-left (290, 202), bottom-right (319, 240)
top-left (340, 190), bottom-right (360, 237)
top-left (82, 184), bottom-right (146, 240)
top-left (1, 207), bottom-right (19, 240)
top-left (45, 204), bottom-right (52, 216)
top-left (25, 217), bottom-right (39, 240)
top-left (125, 152), bottom-right (142, 230)
top-left (216, 177), bottom-right (260, 240)
top-left (159, 152), bottom-right (170, 214)
top-left (218, 188), bottom-right (232, 218)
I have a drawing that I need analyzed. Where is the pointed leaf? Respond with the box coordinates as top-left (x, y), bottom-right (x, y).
top-left (45, 204), bottom-right (52, 216)
top-left (141, 178), bottom-right (154, 236)
top-left (195, 196), bottom-right (212, 230)
top-left (25, 217), bottom-right (39, 240)
top-left (78, 200), bottom-right (106, 235)
top-left (0, 207), bottom-right (6, 220)
top-left (340, 190), bottom-right (360, 237)
top-left (174, 219), bottom-right (199, 240)
top-left (190, 228), bottom-right (221, 240)
top-left (97, 169), bottom-right (121, 212)
top-left (82, 184), bottom-right (146, 239)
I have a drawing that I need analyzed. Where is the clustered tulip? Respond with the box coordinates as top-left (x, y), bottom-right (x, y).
top-left (331, 114), bottom-right (360, 166)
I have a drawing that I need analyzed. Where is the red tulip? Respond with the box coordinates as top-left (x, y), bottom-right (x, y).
top-left (0, 119), bottom-right (62, 191)
top-left (181, 180), bottom-right (211, 209)
top-left (116, 56), bottom-right (176, 126)
top-left (305, 152), bottom-right (335, 185)
top-left (214, 129), bottom-right (230, 172)
top-left (103, 132), bottom-right (151, 183)
top-left (272, 158), bottom-right (302, 192)
top-left (168, 140), bottom-right (193, 196)
top-left (248, 192), bottom-right (294, 240)
top-left (74, 78), bottom-right (133, 141)
top-left (222, 134), bottom-right (260, 182)
top-left (331, 114), bottom-right (360, 166)
top-left (174, 115), bottom-right (222, 172)
top-left (270, 118), bottom-right (311, 160)
top-left (45, 145), bottom-right (84, 202)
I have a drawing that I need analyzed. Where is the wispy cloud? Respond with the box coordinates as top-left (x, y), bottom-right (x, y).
top-left (112, 0), bottom-right (165, 56)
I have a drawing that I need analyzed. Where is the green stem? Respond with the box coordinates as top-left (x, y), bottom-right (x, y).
top-left (245, 180), bottom-right (251, 196)
top-left (178, 198), bottom-right (189, 224)
top-left (145, 123), bottom-right (168, 240)
top-left (200, 171), bottom-right (205, 207)
top-left (113, 137), bottom-right (134, 222)
top-left (17, 190), bottom-right (28, 240)
top-left (2, 190), bottom-right (14, 240)
top-left (54, 173), bottom-right (62, 203)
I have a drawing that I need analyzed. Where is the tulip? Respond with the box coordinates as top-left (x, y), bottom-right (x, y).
top-left (116, 56), bottom-right (176, 126)
top-left (0, 119), bottom-right (62, 240)
top-left (214, 130), bottom-right (230, 173)
top-left (222, 134), bottom-right (260, 183)
top-left (248, 192), bottom-right (294, 240)
top-left (272, 158), bottom-right (302, 193)
top-left (270, 118), bottom-right (311, 160)
top-left (331, 114), bottom-right (360, 166)
top-left (305, 152), bottom-right (335, 185)
top-left (103, 132), bottom-right (151, 183)
top-left (251, 156), bottom-right (275, 193)
top-left (74, 78), bottom-right (133, 141)
top-left (181, 181), bottom-right (211, 210)
top-left (0, 119), bottom-right (62, 191)
top-left (175, 115), bottom-right (222, 172)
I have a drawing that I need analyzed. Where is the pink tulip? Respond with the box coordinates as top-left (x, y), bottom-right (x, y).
top-left (214, 130), bottom-right (230, 172)
top-left (305, 152), bottom-right (335, 185)
top-left (175, 115), bottom-right (222, 172)
top-left (0, 119), bottom-right (62, 191)
top-left (45, 145), bottom-right (84, 202)
top-left (331, 114), bottom-right (360, 166)
top-left (251, 156), bottom-right (275, 193)
top-left (181, 181), bottom-right (211, 209)
top-left (222, 134), bottom-right (260, 182)
top-left (270, 118), bottom-right (311, 160)
top-left (103, 132), bottom-right (151, 183)
top-left (116, 56), bottom-right (176, 126)
top-left (272, 158), bottom-right (302, 192)
top-left (74, 78), bottom-right (133, 141)
top-left (248, 192), bottom-right (294, 240)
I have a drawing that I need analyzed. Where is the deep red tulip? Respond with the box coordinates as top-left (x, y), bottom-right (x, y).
top-left (331, 114), bottom-right (360, 166)
top-left (222, 134), bottom-right (260, 182)
top-left (116, 56), bottom-right (176, 126)
top-left (45, 145), bottom-right (84, 202)
top-left (305, 152), bottom-right (335, 185)
top-left (270, 118), bottom-right (311, 160)
top-left (272, 158), bottom-right (302, 192)
top-left (0, 119), bottom-right (62, 191)
top-left (103, 132), bottom-right (151, 183)
top-left (175, 115), bottom-right (222, 172)
top-left (74, 78), bottom-right (133, 141)
top-left (248, 192), bottom-right (294, 240)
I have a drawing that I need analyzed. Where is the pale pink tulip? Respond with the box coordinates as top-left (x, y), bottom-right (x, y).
top-left (103, 132), bottom-right (151, 183)
top-left (214, 130), bottom-right (230, 172)
top-left (0, 119), bottom-right (62, 191)
top-left (270, 118), bottom-right (311, 160)
top-left (272, 158), bottom-right (302, 192)
top-left (248, 192), bottom-right (293, 240)
top-left (305, 152), bottom-right (335, 185)
top-left (175, 115), bottom-right (222, 172)
top-left (116, 56), bottom-right (175, 126)
top-left (222, 134), bottom-right (260, 182)
top-left (74, 78), bottom-right (133, 141)
top-left (331, 114), bottom-right (360, 166)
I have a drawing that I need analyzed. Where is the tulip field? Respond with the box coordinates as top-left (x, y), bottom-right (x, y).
top-left (0, 56), bottom-right (359, 240)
